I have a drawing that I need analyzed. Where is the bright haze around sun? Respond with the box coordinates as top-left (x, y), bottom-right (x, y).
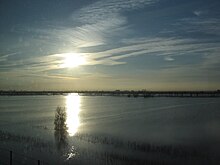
top-left (59, 53), bottom-right (86, 68)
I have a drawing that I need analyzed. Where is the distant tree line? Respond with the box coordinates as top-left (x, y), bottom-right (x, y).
top-left (0, 90), bottom-right (220, 97)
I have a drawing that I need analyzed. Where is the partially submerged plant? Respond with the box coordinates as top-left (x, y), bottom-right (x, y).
top-left (54, 106), bottom-right (68, 150)
top-left (54, 106), bottom-right (67, 131)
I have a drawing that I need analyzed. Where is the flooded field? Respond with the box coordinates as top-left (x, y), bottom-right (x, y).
top-left (0, 94), bottom-right (220, 165)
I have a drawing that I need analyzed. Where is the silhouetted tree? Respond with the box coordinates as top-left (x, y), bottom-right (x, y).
top-left (54, 107), bottom-right (68, 150)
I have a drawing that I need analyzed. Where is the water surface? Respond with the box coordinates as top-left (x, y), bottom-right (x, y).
top-left (0, 95), bottom-right (220, 164)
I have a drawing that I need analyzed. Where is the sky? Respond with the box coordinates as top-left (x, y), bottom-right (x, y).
top-left (0, 0), bottom-right (220, 91)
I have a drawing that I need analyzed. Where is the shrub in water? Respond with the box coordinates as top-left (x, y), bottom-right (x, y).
top-left (54, 107), bottom-right (68, 150)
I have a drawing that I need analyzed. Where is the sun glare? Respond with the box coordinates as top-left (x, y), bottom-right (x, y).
top-left (65, 93), bottom-right (81, 136)
top-left (60, 53), bottom-right (86, 68)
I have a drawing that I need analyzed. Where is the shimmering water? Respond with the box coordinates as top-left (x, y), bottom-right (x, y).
top-left (0, 94), bottom-right (220, 164)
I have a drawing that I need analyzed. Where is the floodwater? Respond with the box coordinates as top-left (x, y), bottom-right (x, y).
top-left (0, 94), bottom-right (220, 165)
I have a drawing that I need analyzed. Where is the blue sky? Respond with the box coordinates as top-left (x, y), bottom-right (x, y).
top-left (0, 0), bottom-right (220, 90)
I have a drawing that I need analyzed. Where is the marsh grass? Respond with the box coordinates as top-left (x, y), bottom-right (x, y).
top-left (0, 130), bottom-right (52, 150)
top-left (0, 130), bottom-right (51, 165)
top-left (67, 133), bottom-right (214, 165)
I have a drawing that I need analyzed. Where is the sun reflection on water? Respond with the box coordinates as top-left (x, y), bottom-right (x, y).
top-left (65, 93), bottom-right (81, 136)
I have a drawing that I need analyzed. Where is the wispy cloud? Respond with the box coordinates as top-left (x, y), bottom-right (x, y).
top-left (0, 52), bottom-right (19, 62)
top-left (74, 0), bottom-right (157, 24)
top-left (2, 0), bottom-right (160, 67)
top-left (53, 0), bottom-right (157, 48)
top-left (193, 10), bottom-right (203, 16)
top-left (5, 0), bottom-right (159, 65)
top-left (164, 56), bottom-right (174, 61)
top-left (85, 37), bottom-right (220, 66)
top-left (179, 18), bottom-right (220, 36)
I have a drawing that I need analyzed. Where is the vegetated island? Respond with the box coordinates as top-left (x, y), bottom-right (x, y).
top-left (0, 90), bottom-right (220, 97)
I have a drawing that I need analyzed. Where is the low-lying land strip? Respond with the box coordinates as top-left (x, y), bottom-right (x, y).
top-left (0, 90), bottom-right (220, 97)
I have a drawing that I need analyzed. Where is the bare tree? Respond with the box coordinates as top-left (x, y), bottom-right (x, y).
top-left (54, 107), bottom-right (68, 150)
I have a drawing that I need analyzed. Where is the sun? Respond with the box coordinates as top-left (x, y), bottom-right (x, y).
top-left (60, 53), bottom-right (86, 68)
